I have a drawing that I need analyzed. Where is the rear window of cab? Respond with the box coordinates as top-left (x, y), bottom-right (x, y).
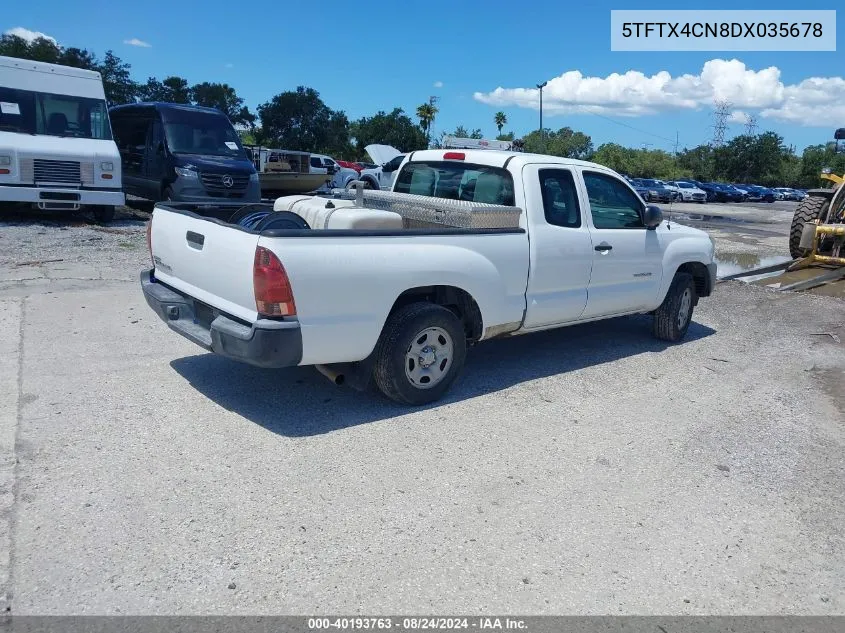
top-left (394, 161), bottom-right (515, 206)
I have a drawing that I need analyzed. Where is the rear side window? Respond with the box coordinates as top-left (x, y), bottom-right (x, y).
top-left (539, 169), bottom-right (580, 228)
top-left (394, 161), bottom-right (515, 206)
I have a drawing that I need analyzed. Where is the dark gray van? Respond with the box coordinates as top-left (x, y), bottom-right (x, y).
top-left (109, 102), bottom-right (260, 203)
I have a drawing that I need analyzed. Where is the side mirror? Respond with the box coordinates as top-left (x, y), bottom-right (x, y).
top-left (382, 163), bottom-right (394, 173)
top-left (643, 205), bottom-right (663, 230)
top-left (156, 141), bottom-right (165, 155)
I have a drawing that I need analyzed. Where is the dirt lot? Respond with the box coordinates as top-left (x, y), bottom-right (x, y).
top-left (0, 202), bottom-right (842, 615)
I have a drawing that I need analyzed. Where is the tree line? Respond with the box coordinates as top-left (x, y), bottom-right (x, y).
top-left (1, 33), bottom-right (839, 188)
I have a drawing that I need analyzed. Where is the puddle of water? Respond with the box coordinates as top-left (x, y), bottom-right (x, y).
top-left (715, 254), bottom-right (793, 282)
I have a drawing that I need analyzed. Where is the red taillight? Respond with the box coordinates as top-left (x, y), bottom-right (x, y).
top-left (253, 246), bottom-right (296, 317)
top-left (145, 220), bottom-right (153, 267)
top-left (443, 152), bottom-right (465, 160)
top-left (101, 173), bottom-right (113, 179)
top-left (0, 169), bottom-right (9, 175)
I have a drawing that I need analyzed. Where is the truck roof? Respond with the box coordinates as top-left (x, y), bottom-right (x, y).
top-left (0, 55), bottom-right (103, 81)
top-left (109, 102), bottom-right (227, 116)
top-left (407, 149), bottom-right (612, 172)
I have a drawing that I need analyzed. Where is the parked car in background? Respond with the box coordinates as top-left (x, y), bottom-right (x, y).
top-left (337, 159), bottom-right (362, 173)
top-left (110, 102), bottom-right (259, 204)
top-left (632, 178), bottom-right (674, 203)
top-left (733, 185), bottom-right (761, 202)
top-left (1, 55), bottom-right (125, 222)
top-left (707, 183), bottom-right (745, 202)
top-left (736, 184), bottom-right (776, 203)
top-left (774, 187), bottom-right (801, 201)
top-left (358, 145), bottom-right (405, 190)
top-left (665, 181), bottom-right (706, 203)
top-left (691, 181), bottom-right (719, 202)
top-left (356, 162), bottom-right (377, 170)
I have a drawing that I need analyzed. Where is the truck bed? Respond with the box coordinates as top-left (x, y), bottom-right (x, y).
top-left (147, 200), bottom-right (530, 366)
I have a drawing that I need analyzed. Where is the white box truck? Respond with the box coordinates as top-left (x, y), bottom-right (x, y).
top-left (0, 55), bottom-right (124, 222)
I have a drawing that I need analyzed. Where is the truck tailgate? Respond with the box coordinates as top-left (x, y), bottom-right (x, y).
top-left (150, 207), bottom-right (260, 323)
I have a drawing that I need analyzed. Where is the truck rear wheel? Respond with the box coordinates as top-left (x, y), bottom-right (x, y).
top-left (789, 194), bottom-right (829, 258)
top-left (653, 272), bottom-right (696, 343)
top-left (373, 302), bottom-right (467, 405)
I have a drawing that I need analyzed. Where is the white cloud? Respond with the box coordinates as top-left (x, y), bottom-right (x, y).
top-left (474, 58), bottom-right (844, 127)
top-left (123, 38), bottom-right (151, 48)
top-left (3, 27), bottom-right (56, 44)
top-left (433, 81), bottom-right (443, 88)
top-left (729, 110), bottom-right (749, 123)
top-left (224, 63), bottom-right (234, 69)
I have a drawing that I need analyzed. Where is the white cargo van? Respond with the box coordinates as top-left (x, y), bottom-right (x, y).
top-left (0, 55), bottom-right (124, 222)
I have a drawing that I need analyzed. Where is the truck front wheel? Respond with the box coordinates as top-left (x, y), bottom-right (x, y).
top-left (373, 302), bottom-right (467, 405)
top-left (653, 272), bottom-right (696, 342)
top-left (91, 205), bottom-right (116, 223)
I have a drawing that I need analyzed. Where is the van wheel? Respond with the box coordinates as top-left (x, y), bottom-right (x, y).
top-left (653, 272), bottom-right (696, 342)
top-left (92, 205), bottom-right (115, 223)
top-left (373, 302), bottom-right (466, 406)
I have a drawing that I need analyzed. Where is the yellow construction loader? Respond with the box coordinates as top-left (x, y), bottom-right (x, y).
top-left (789, 128), bottom-right (845, 271)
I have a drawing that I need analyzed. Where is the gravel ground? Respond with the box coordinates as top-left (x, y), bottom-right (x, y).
top-left (0, 202), bottom-right (843, 615)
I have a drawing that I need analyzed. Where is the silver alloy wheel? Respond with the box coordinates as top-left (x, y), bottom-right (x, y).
top-left (677, 287), bottom-right (693, 330)
top-left (404, 326), bottom-right (454, 389)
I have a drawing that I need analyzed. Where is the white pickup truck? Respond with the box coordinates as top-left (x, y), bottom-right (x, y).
top-left (141, 149), bottom-right (716, 405)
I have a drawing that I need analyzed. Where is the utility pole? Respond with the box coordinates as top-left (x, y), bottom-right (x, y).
top-left (536, 81), bottom-right (547, 151)
top-left (744, 113), bottom-right (758, 136)
top-left (711, 100), bottom-right (732, 147)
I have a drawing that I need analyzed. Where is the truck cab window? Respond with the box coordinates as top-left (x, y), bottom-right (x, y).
top-left (583, 171), bottom-right (645, 229)
top-left (395, 161), bottom-right (515, 206)
top-left (539, 169), bottom-right (581, 228)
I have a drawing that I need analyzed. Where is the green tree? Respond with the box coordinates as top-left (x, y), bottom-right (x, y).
top-left (139, 76), bottom-right (192, 103)
top-left (415, 102), bottom-right (438, 144)
top-left (523, 127), bottom-right (593, 159)
top-left (351, 108), bottom-right (426, 156)
top-left (97, 50), bottom-right (137, 105)
top-left (258, 86), bottom-right (352, 156)
top-left (496, 131), bottom-right (515, 141)
top-left (494, 111), bottom-right (507, 136)
top-left (58, 47), bottom-right (97, 70)
top-left (0, 34), bottom-right (32, 59)
top-left (191, 82), bottom-right (254, 127)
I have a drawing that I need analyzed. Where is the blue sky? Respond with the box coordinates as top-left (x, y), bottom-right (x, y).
top-left (4, 0), bottom-right (844, 153)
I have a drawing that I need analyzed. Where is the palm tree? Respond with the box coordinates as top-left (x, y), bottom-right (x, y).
top-left (495, 111), bottom-right (507, 136)
top-left (416, 102), bottom-right (438, 143)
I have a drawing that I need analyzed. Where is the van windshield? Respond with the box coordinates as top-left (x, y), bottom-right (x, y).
top-left (394, 161), bottom-right (515, 206)
top-left (0, 87), bottom-right (111, 139)
top-left (161, 108), bottom-right (245, 158)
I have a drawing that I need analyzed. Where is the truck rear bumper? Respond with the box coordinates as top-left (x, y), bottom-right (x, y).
top-left (141, 270), bottom-right (302, 368)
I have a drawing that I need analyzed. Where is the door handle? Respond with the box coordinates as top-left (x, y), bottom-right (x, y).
top-left (594, 243), bottom-right (613, 252)
top-left (186, 231), bottom-right (205, 250)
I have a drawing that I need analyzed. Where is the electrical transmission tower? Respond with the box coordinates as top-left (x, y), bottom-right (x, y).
top-left (711, 100), bottom-right (732, 147)
top-left (744, 114), bottom-right (758, 136)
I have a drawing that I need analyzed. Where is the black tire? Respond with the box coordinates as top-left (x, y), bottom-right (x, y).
top-left (362, 178), bottom-right (377, 190)
top-left (789, 194), bottom-right (829, 259)
top-left (92, 205), bottom-right (115, 223)
top-left (653, 272), bottom-right (696, 343)
top-left (373, 302), bottom-right (467, 406)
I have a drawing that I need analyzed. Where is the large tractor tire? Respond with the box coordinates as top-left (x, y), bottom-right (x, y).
top-left (789, 194), bottom-right (830, 259)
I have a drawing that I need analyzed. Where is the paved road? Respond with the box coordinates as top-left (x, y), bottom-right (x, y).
top-left (0, 209), bottom-right (843, 615)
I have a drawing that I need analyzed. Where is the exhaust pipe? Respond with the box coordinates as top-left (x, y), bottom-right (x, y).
top-left (315, 364), bottom-right (345, 386)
